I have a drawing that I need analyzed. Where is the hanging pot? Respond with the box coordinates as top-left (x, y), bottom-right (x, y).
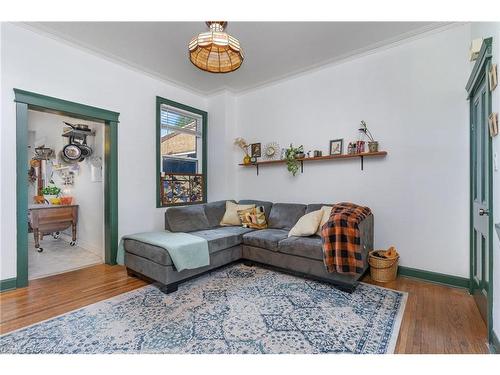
top-left (62, 143), bottom-right (82, 160)
top-left (59, 151), bottom-right (79, 165)
top-left (78, 139), bottom-right (93, 159)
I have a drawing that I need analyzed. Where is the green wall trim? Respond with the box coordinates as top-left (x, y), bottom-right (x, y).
top-left (466, 37), bottom-right (492, 97)
top-left (490, 329), bottom-right (499, 354)
top-left (14, 88), bottom-right (120, 288)
top-left (14, 89), bottom-right (120, 123)
top-left (398, 266), bottom-right (470, 289)
top-left (155, 96), bottom-right (208, 208)
top-left (0, 278), bottom-right (17, 292)
top-left (16, 102), bottom-right (29, 288)
top-left (465, 37), bottom-right (495, 345)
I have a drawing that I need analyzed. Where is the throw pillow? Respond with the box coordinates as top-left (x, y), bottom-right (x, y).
top-left (238, 206), bottom-right (268, 229)
top-left (220, 201), bottom-right (255, 226)
top-left (288, 209), bottom-right (323, 237)
top-left (316, 206), bottom-right (333, 236)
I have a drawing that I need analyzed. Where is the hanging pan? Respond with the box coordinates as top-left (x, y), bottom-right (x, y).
top-left (59, 150), bottom-right (79, 165)
top-left (78, 139), bottom-right (93, 159)
top-left (62, 137), bottom-right (82, 161)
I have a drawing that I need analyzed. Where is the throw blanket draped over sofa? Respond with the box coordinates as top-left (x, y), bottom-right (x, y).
top-left (117, 231), bottom-right (209, 272)
top-left (321, 202), bottom-right (372, 274)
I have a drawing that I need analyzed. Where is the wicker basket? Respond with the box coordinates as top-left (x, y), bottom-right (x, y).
top-left (368, 250), bottom-right (399, 283)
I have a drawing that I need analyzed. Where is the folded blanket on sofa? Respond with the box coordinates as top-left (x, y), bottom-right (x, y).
top-left (117, 231), bottom-right (209, 272)
top-left (320, 202), bottom-right (372, 274)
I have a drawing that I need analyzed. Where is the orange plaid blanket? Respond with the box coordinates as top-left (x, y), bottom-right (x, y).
top-left (320, 202), bottom-right (372, 274)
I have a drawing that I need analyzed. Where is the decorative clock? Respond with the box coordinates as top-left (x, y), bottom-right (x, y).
top-left (263, 142), bottom-right (281, 160)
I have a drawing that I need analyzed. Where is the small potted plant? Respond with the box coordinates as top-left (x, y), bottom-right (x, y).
top-left (285, 144), bottom-right (304, 176)
top-left (41, 185), bottom-right (61, 204)
top-left (234, 137), bottom-right (251, 164)
top-left (359, 120), bottom-right (379, 152)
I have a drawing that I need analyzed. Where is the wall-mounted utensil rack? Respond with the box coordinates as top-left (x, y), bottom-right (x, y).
top-left (62, 129), bottom-right (96, 138)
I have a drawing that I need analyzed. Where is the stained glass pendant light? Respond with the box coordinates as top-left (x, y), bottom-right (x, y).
top-left (188, 21), bottom-right (243, 73)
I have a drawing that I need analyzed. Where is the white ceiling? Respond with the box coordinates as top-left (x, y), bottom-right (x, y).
top-left (26, 22), bottom-right (447, 95)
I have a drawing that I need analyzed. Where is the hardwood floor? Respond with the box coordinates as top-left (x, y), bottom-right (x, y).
top-left (0, 264), bottom-right (147, 335)
top-left (362, 275), bottom-right (488, 353)
top-left (0, 264), bottom-right (488, 354)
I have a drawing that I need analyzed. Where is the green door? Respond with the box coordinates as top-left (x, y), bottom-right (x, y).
top-left (470, 76), bottom-right (490, 323)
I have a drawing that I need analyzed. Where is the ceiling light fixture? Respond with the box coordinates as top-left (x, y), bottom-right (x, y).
top-left (188, 21), bottom-right (243, 73)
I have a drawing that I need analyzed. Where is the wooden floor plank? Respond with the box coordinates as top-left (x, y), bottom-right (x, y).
top-left (363, 275), bottom-right (488, 353)
top-left (0, 264), bottom-right (488, 353)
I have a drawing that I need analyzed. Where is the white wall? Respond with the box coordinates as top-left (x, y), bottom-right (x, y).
top-left (0, 23), bottom-right (208, 280)
top-left (470, 22), bottom-right (500, 340)
top-left (207, 91), bottom-right (237, 201)
top-left (27, 111), bottom-right (105, 258)
top-left (235, 24), bottom-right (471, 278)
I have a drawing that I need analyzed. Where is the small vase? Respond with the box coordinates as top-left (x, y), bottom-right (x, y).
top-left (243, 155), bottom-right (251, 165)
top-left (43, 194), bottom-right (58, 204)
top-left (368, 141), bottom-right (379, 153)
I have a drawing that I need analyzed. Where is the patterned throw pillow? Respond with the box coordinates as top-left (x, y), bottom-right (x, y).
top-left (220, 201), bottom-right (255, 226)
top-left (237, 206), bottom-right (268, 229)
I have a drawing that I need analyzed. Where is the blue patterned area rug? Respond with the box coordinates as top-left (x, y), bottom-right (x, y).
top-left (0, 264), bottom-right (407, 354)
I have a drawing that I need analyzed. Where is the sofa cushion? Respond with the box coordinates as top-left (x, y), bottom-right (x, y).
top-left (124, 226), bottom-right (254, 266)
top-left (268, 203), bottom-right (307, 230)
top-left (205, 200), bottom-right (234, 228)
top-left (242, 229), bottom-right (289, 251)
top-left (238, 200), bottom-right (273, 220)
top-left (190, 226), bottom-right (254, 253)
top-left (165, 205), bottom-right (210, 232)
top-left (305, 203), bottom-right (330, 214)
top-left (278, 236), bottom-right (324, 261)
top-left (123, 239), bottom-right (174, 266)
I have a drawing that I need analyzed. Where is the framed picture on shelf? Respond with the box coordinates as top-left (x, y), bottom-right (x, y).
top-left (489, 112), bottom-right (498, 137)
top-left (329, 139), bottom-right (343, 155)
top-left (251, 143), bottom-right (261, 157)
top-left (489, 64), bottom-right (497, 91)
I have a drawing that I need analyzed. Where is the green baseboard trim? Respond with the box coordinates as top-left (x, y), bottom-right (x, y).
top-left (398, 266), bottom-right (470, 289)
top-left (0, 277), bottom-right (17, 292)
top-left (491, 330), bottom-right (500, 354)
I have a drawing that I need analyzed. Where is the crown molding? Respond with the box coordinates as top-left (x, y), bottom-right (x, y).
top-left (13, 22), bottom-right (466, 98)
top-left (233, 22), bottom-right (467, 96)
top-left (14, 22), bottom-right (210, 97)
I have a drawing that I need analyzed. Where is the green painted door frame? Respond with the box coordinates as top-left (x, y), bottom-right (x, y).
top-left (465, 38), bottom-right (494, 346)
top-left (13, 89), bottom-right (120, 289)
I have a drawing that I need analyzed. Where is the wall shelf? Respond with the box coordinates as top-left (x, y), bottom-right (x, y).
top-left (239, 151), bottom-right (387, 175)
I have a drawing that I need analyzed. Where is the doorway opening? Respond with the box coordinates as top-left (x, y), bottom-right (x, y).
top-left (15, 89), bottom-right (119, 288)
top-left (27, 111), bottom-right (105, 279)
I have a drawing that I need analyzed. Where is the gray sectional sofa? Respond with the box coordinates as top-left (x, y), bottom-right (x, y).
top-left (124, 200), bottom-right (374, 293)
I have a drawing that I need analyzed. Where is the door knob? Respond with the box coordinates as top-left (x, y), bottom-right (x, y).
top-left (479, 208), bottom-right (489, 216)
